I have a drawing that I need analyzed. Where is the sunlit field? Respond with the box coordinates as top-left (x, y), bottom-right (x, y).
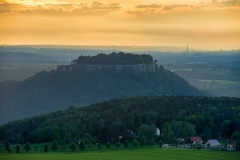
top-left (1, 148), bottom-right (239, 160)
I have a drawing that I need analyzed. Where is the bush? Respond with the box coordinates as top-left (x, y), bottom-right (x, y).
top-left (79, 141), bottom-right (85, 151)
top-left (44, 145), bottom-right (49, 152)
top-left (115, 142), bottom-right (121, 149)
top-left (34, 146), bottom-right (38, 151)
top-left (133, 140), bottom-right (138, 147)
top-left (23, 142), bottom-right (31, 153)
top-left (158, 140), bottom-right (163, 148)
top-left (139, 136), bottom-right (145, 147)
top-left (105, 142), bottom-right (111, 149)
top-left (149, 138), bottom-right (155, 146)
top-left (15, 145), bottom-right (20, 153)
top-left (88, 143), bottom-right (92, 150)
top-left (69, 142), bottom-right (77, 152)
top-left (51, 141), bottom-right (58, 152)
top-left (124, 140), bottom-right (129, 149)
top-left (5, 143), bottom-right (11, 153)
top-left (98, 142), bottom-right (102, 149)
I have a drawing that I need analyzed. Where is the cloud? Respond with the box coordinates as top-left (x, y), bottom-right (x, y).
top-left (90, 1), bottom-right (121, 10)
top-left (212, 0), bottom-right (219, 4)
top-left (127, 4), bottom-right (194, 15)
top-left (163, 6), bottom-right (173, 11)
top-left (135, 4), bottom-right (162, 9)
top-left (212, 0), bottom-right (240, 6)
top-left (0, 1), bottom-right (121, 16)
top-left (0, 1), bottom-right (24, 14)
top-left (221, 0), bottom-right (240, 6)
top-left (1, 0), bottom-right (240, 16)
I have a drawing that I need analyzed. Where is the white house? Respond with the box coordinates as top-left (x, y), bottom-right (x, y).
top-left (206, 139), bottom-right (221, 147)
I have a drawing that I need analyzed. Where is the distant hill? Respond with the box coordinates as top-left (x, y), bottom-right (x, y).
top-left (0, 53), bottom-right (202, 125)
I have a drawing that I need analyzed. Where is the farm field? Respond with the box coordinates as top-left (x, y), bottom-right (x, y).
top-left (169, 67), bottom-right (240, 97)
top-left (0, 148), bottom-right (239, 160)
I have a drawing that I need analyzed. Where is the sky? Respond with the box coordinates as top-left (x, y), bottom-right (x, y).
top-left (0, 0), bottom-right (240, 50)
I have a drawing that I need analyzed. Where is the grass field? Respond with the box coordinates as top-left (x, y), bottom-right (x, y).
top-left (1, 148), bottom-right (239, 160)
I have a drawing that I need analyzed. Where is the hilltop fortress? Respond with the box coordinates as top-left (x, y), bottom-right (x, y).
top-left (57, 63), bottom-right (158, 73)
top-left (57, 52), bottom-right (158, 73)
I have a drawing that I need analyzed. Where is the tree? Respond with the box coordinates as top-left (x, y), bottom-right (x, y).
top-left (51, 128), bottom-right (60, 142)
top-left (44, 145), bottom-right (49, 152)
top-left (34, 146), bottom-right (38, 151)
top-left (51, 140), bottom-right (58, 152)
top-left (230, 131), bottom-right (240, 140)
top-left (5, 142), bottom-right (11, 153)
top-left (88, 143), bottom-right (92, 150)
top-left (111, 119), bottom-right (122, 140)
top-left (158, 140), bottom-right (163, 148)
top-left (162, 123), bottom-right (174, 143)
top-left (79, 140), bottom-right (85, 151)
top-left (149, 138), bottom-right (155, 146)
top-left (15, 145), bottom-right (20, 153)
top-left (60, 143), bottom-right (67, 152)
top-left (133, 139), bottom-right (138, 147)
top-left (63, 133), bottom-right (72, 145)
top-left (170, 121), bottom-right (196, 138)
top-left (139, 124), bottom-right (156, 143)
top-left (69, 142), bottom-right (77, 152)
top-left (98, 142), bottom-right (102, 149)
top-left (139, 136), bottom-right (145, 147)
top-left (106, 142), bottom-right (111, 149)
top-left (115, 142), bottom-right (121, 149)
top-left (124, 140), bottom-right (129, 149)
top-left (139, 124), bottom-right (148, 142)
top-left (220, 120), bottom-right (230, 138)
top-left (24, 142), bottom-right (30, 153)
top-left (201, 127), bottom-right (212, 141)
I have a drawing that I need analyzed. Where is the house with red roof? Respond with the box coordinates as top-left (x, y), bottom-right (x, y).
top-left (190, 137), bottom-right (202, 144)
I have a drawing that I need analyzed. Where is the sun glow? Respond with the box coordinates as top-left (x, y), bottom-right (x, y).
top-left (6, 0), bottom-right (67, 6)
top-left (1, 0), bottom-right (240, 49)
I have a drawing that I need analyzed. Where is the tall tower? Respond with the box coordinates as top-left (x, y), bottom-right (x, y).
top-left (187, 45), bottom-right (188, 53)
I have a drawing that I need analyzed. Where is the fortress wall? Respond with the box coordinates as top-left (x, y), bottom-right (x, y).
top-left (57, 64), bottom-right (158, 73)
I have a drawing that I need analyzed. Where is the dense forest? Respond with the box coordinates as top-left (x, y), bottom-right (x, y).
top-left (75, 52), bottom-right (153, 65)
top-left (0, 63), bottom-right (201, 125)
top-left (0, 96), bottom-right (239, 146)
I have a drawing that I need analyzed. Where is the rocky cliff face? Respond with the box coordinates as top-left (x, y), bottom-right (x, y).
top-left (57, 64), bottom-right (157, 73)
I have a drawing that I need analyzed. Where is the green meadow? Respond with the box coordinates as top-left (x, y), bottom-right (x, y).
top-left (1, 148), bottom-right (239, 160)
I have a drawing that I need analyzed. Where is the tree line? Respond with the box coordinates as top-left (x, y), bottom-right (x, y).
top-left (74, 52), bottom-right (153, 65)
top-left (0, 96), bottom-right (239, 149)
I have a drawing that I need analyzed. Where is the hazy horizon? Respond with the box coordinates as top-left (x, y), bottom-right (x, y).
top-left (1, 44), bottom-right (239, 52)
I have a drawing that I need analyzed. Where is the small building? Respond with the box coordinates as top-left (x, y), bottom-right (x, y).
top-left (178, 138), bottom-right (185, 144)
top-left (227, 140), bottom-right (237, 150)
top-left (156, 128), bottom-right (160, 136)
top-left (206, 139), bottom-right (221, 147)
top-left (190, 137), bottom-right (202, 144)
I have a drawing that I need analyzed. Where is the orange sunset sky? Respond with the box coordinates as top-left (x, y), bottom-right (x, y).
top-left (0, 0), bottom-right (240, 49)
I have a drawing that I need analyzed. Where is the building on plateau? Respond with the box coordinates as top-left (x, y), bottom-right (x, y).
top-left (57, 63), bottom-right (158, 73)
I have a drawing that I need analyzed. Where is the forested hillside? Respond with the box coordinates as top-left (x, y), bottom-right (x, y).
top-left (0, 65), bottom-right (201, 125)
top-left (0, 96), bottom-right (239, 145)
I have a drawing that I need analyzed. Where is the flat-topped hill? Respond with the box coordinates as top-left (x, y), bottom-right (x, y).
top-left (58, 52), bottom-right (157, 73)
top-left (0, 52), bottom-right (202, 125)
